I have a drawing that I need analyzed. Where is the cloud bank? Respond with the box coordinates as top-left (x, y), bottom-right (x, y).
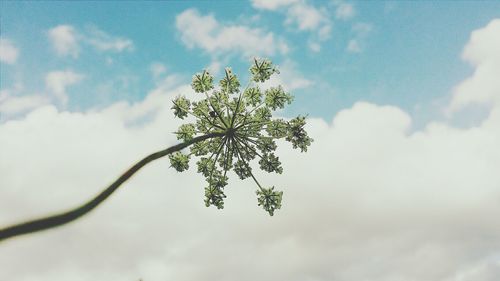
top-left (0, 38), bottom-right (20, 64)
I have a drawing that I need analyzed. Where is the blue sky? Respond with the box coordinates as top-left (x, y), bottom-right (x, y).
top-left (1, 1), bottom-right (499, 123)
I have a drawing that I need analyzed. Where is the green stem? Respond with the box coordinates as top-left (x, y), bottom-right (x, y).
top-left (203, 91), bottom-right (229, 128)
top-left (234, 135), bottom-right (264, 160)
top-left (0, 132), bottom-right (225, 243)
top-left (233, 139), bottom-right (264, 191)
top-left (230, 91), bottom-right (243, 128)
top-left (236, 119), bottom-right (272, 131)
top-left (247, 101), bottom-right (266, 116)
top-left (207, 136), bottom-right (228, 184)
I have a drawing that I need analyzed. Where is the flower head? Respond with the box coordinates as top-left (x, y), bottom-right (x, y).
top-left (170, 58), bottom-right (313, 215)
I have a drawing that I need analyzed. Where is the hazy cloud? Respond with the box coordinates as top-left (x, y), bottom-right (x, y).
top-left (334, 1), bottom-right (355, 20)
top-left (45, 70), bottom-right (84, 104)
top-left (47, 24), bottom-right (134, 58)
top-left (150, 62), bottom-right (167, 79)
top-left (0, 38), bottom-right (20, 64)
top-left (48, 25), bottom-right (80, 58)
top-left (346, 22), bottom-right (373, 53)
top-left (85, 25), bottom-right (134, 52)
top-left (346, 39), bottom-right (361, 53)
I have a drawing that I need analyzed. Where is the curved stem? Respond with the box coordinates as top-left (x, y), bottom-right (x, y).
top-left (0, 132), bottom-right (225, 243)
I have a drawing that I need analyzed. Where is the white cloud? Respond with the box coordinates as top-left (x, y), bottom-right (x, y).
top-left (48, 25), bottom-right (80, 58)
top-left (1, 19), bottom-right (500, 281)
top-left (176, 9), bottom-right (288, 58)
top-left (0, 38), bottom-right (19, 64)
top-left (335, 2), bottom-right (355, 20)
top-left (251, 0), bottom-right (298, 10)
top-left (447, 19), bottom-right (500, 114)
top-left (45, 70), bottom-right (84, 104)
top-left (284, 1), bottom-right (332, 44)
top-left (252, 0), bottom-right (332, 52)
top-left (85, 26), bottom-right (134, 52)
top-left (285, 2), bottom-right (326, 31)
top-left (47, 24), bottom-right (134, 58)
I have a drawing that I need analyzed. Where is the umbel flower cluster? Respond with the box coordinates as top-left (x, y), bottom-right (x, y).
top-left (170, 58), bottom-right (313, 216)
top-left (0, 59), bottom-right (314, 242)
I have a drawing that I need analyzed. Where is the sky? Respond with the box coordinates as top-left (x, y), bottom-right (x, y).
top-left (0, 1), bottom-right (499, 280)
